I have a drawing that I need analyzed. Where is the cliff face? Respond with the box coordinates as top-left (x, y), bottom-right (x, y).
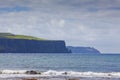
top-left (67, 46), bottom-right (100, 54)
top-left (0, 38), bottom-right (70, 53)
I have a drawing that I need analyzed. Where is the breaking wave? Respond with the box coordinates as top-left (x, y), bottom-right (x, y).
top-left (0, 70), bottom-right (120, 78)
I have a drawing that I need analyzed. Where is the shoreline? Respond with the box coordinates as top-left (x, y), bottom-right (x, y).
top-left (0, 70), bottom-right (120, 80)
top-left (0, 76), bottom-right (120, 80)
top-left (0, 70), bottom-right (120, 79)
top-left (0, 74), bottom-right (120, 80)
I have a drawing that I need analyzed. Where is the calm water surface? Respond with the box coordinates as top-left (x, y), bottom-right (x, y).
top-left (0, 53), bottom-right (120, 72)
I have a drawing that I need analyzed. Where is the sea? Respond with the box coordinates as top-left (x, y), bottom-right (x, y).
top-left (0, 53), bottom-right (120, 80)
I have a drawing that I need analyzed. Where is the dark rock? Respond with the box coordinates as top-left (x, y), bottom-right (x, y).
top-left (22, 78), bottom-right (37, 80)
top-left (25, 70), bottom-right (38, 74)
top-left (68, 78), bottom-right (80, 80)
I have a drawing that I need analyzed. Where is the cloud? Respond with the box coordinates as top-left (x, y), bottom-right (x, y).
top-left (0, 0), bottom-right (120, 53)
top-left (50, 19), bottom-right (65, 27)
top-left (0, 6), bottom-right (30, 13)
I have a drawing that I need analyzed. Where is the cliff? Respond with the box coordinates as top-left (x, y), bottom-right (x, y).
top-left (67, 46), bottom-right (101, 54)
top-left (0, 33), bottom-right (70, 53)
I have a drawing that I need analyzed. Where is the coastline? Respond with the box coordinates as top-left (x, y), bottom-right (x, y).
top-left (0, 76), bottom-right (120, 80)
top-left (0, 54), bottom-right (120, 80)
top-left (0, 70), bottom-right (120, 80)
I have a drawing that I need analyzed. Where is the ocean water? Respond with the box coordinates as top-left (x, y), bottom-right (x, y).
top-left (0, 53), bottom-right (120, 80)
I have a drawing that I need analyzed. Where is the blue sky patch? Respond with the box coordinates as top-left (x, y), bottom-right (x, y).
top-left (0, 6), bottom-right (30, 13)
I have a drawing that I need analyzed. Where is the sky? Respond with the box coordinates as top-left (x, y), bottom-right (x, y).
top-left (0, 0), bottom-right (120, 53)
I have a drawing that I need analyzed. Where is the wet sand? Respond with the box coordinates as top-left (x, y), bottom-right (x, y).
top-left (0, 77), bottom-right (120, 80)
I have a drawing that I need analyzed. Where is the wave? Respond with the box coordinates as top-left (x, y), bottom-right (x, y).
top-left (0, 70), bottom-right (120, 78)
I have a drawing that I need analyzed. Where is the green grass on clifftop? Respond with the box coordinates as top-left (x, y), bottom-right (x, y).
top-left (0, 33), bottom-right (45, 40)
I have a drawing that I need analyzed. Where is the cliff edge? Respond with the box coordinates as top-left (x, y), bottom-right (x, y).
top-left (0, 33), bottom-right (70, 53)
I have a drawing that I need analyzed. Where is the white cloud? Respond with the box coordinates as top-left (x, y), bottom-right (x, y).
top-left (50, 19), bottom-right (65, 27)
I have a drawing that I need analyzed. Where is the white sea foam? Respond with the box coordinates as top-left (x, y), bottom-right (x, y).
top-left (0, 70), bottom-right (120, 78)
top-left (42, 70), bottom-right (120, 78)
top-left (0, 70), bottom-right (27, 74)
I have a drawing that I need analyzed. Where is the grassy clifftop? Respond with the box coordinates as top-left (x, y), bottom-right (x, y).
top-left (0, 33), bottom-right (45, 40)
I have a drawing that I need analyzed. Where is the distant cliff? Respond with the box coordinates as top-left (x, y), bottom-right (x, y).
top-left (67, 46), bottom-right (101, 54)
top-left (0, 33), bottom-right (100, 54)
top-left (0, 33), bottom-right (70, 53)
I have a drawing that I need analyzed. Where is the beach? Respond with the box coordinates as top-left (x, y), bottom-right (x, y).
top-left (0, 54), bottom-right (120, 80)
top-left (0, 70), bottom-right (120, 80)
top-left (0, 76), bottom-right (120, 80)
